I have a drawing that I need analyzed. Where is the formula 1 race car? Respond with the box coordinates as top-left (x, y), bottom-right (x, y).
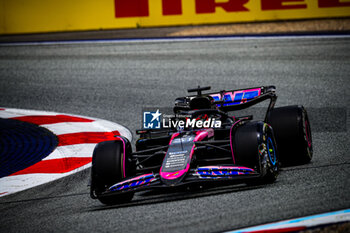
top-left (90, 86), bottom-right (313, 205)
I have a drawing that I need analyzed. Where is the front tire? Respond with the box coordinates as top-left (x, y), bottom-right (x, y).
top-left (233, 121), bottom-right (279, 184)
top-left (90, 138), bottom-right (135, 205)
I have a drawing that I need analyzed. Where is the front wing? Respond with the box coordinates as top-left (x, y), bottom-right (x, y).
top-left (99, 166), bottom-right (260, 197)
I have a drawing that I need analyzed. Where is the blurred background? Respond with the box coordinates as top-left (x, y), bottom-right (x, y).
top-left (1, 0), bottom-right (349, 42)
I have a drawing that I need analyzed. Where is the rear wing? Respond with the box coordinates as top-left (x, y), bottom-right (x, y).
top-left (212, 86), bottom-right (275, 108)
top-left (210, 87), bottom-right (263, 106)
top-left (174, 85), bottom-right (277, 119)
top-left (187, 85), bottom-right (276, 111)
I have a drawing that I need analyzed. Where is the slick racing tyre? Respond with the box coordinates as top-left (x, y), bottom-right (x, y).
top-left (233, 121), bottom-right (279, 184)
top-left (267, 105), bottom-right (313, 166)
top-left (90, 137), bottom-right (135, 205)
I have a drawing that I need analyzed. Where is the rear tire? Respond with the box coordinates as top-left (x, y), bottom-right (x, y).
top-left (91, 138), bottom-right (135, 205)
top-left (267, 105), bottom-right (313, 166)
top-left (233, 121), bottom-right (279, 184)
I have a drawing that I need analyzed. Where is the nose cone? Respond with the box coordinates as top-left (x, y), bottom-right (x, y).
top-left (160, 134), bottom-right (195, 186)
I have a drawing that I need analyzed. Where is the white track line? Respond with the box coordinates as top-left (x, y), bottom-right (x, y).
top-left (229, 209), bottom-right (350, 233)
top-left (1, 34), bottom-right (350, 46)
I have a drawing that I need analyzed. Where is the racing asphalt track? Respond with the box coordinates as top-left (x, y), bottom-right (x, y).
top-left (0, 36), bottom-right (349, 233)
